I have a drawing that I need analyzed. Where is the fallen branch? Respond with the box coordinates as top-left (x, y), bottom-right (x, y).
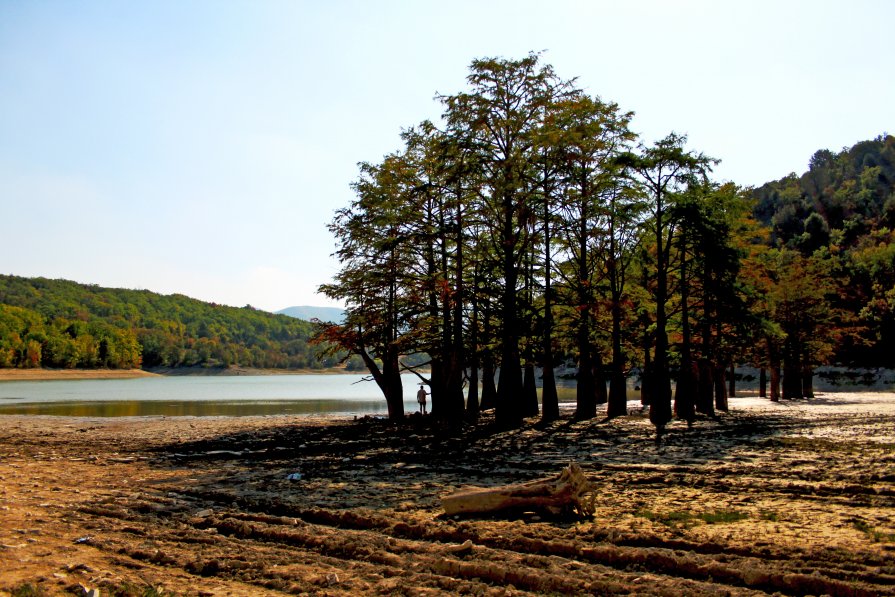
top-left (442, 463), bottom-right (596, 517)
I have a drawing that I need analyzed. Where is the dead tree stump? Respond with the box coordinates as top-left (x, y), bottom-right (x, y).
top-left (441, 462), bottom-right (596, 517)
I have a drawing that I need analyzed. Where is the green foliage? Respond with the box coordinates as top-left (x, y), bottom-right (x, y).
top-left (112, 582), bottom-right (178, 597)
top-left (852, 519), bottom-right (895, 543)
top-left (0, 275), bottom-right (328, 370)
top-left (751, 135), bottom-right (895, 366)
top-left (634, 508), bottom-right (749, 527)
top-left (9, 584), bottom-right (47, 597)
top-left (698, 509), bottom-right (749, 524)
top-left (634, 508), bottom-right (696, 528)
top-left (753, 134), bottom-right (895, 251)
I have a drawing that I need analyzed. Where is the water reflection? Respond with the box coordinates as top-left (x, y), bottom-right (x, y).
top-left (0, 374), bottom-right (641, 418)
top-left (0, 399), bottom-right (397, 417)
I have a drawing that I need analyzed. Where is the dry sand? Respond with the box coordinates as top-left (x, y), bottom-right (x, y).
top-left (1, 393), bottom-right (893, 596)
top-left (0, 369), bottom-right (158, 381)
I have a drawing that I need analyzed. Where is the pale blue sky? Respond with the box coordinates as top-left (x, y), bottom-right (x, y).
top-left (1, 1), bottom-right (892, 311)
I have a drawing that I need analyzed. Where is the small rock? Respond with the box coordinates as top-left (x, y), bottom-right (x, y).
top-left (326, 572), bottom-right (340, 585)
top-left (195, 509), bottom-right (213, 518)
top-left (447, 539), bottom-right (475, 554)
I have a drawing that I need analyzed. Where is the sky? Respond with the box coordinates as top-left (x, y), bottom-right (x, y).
top-left (1, 1), bottom-right (892, 312)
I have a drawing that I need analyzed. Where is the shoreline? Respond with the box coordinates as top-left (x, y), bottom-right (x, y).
top-left (0, 368), bottom-right (159, 381)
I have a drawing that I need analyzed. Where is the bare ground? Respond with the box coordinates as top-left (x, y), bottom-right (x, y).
top-left (1, 393), bottom-right (894, 596)
top-left (0, 369), bottom-right (158, 381)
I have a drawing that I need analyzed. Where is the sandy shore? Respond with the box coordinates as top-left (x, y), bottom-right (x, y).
top-left (1, 393), bottom-right (893, 596)
top-left (0, 369), bottom-right (159, 381)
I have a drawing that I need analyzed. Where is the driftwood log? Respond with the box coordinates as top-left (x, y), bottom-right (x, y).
top-left (442, 463), bottom-right (596, 517)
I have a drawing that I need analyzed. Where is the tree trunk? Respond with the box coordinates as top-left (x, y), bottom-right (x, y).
top-left (674, 362), bottom-right (697, 424)
top-left (801, 366), bottom-right (815, 398)
top-left (540, 186), bottom-right (559, 423)
top-left (607, 299), bottom-right (627, 419)
top-left (576, 303), bottom-right (596, 419)
top-left (496, 191), bottom-right (523, 428)
top-left (540, 362), bottom-right (559, 423)
top-left (441, 463), bottom-right (595, 517)
top-left (728, 362), bottom-right (736, 398)
top-left (466, 365), bottom-right (480, 420)
top-left (429, 359), bottom-right (443, 417)
top-left (480, 357), bottom-right (497, 411)
top-left (594, 355), bottom-right (608, 405)
top-left (759, 367), bottom-right (767, 398)
top-left (608, 371), bottom-right (627, 418)
top-left (769, 341), bottom-right (781, 402)
top-left (575, 257), bottom-right (596, 420)
top-left (466, 287), bottom-right (480, 420)
top-left (640, 347), bottom-right (652, 407)
top-left (359, 347), bottom-right (404, 420)
top-left (576, 348), bottom-right (596, 419)
top-left (714, 363), bottom-right (728, 411)
top-left (651, 204), bottom-right (672, 435)
top-left (782, 334), bottom-right (802, 400)
top-left (449, 192), bottom-right (467, 424)
top-left (770, 365), bottom-right (781, 402)
top-left (696, 358), bottom-right (715, 416)
top-left (443, 349), bottom-right (465, 422)
top-left (522, 363), bottom-right (539, 418)
top-left (480, 313), bottom-right (497, 411)
top-left (675, 245), bottom-right (696, 424)
top-left (782, 368), bottom-right (800, 399)
top-left (540, 365), bottom-right (558, 422)
top-left (651, 336), bottom-right (673, 433)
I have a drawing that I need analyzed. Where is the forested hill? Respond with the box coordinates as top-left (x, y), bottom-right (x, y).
top-left (0, 275), bottom-right (331, 370)
top-left (750, 134), bottom-right (895, 365)
top-left (753, 134), bottom-right (895, 251)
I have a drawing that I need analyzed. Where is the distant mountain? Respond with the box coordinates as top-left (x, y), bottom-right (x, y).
top-left (277, 305), bottom-right (345, 323)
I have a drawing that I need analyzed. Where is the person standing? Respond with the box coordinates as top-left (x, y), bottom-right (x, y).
top-left (416, 385), bottom-right (428, 414)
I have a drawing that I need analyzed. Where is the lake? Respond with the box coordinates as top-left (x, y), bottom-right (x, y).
top-left (4, 368), bottom-right (884, 418)
top-left (0, 374), bottom-right (586, 417)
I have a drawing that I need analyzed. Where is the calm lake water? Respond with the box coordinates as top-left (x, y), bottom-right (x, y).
top-left (0, 374), bottom-right (585, 417)
top-left (3, 368), bottom-right (885, 418)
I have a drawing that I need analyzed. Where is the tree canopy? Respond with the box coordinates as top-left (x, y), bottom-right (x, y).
top-left (318, 53), bottom-right (893, 430)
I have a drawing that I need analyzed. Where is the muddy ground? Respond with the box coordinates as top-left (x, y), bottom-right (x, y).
top-left (1, 393), bottom-right (894, 596)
